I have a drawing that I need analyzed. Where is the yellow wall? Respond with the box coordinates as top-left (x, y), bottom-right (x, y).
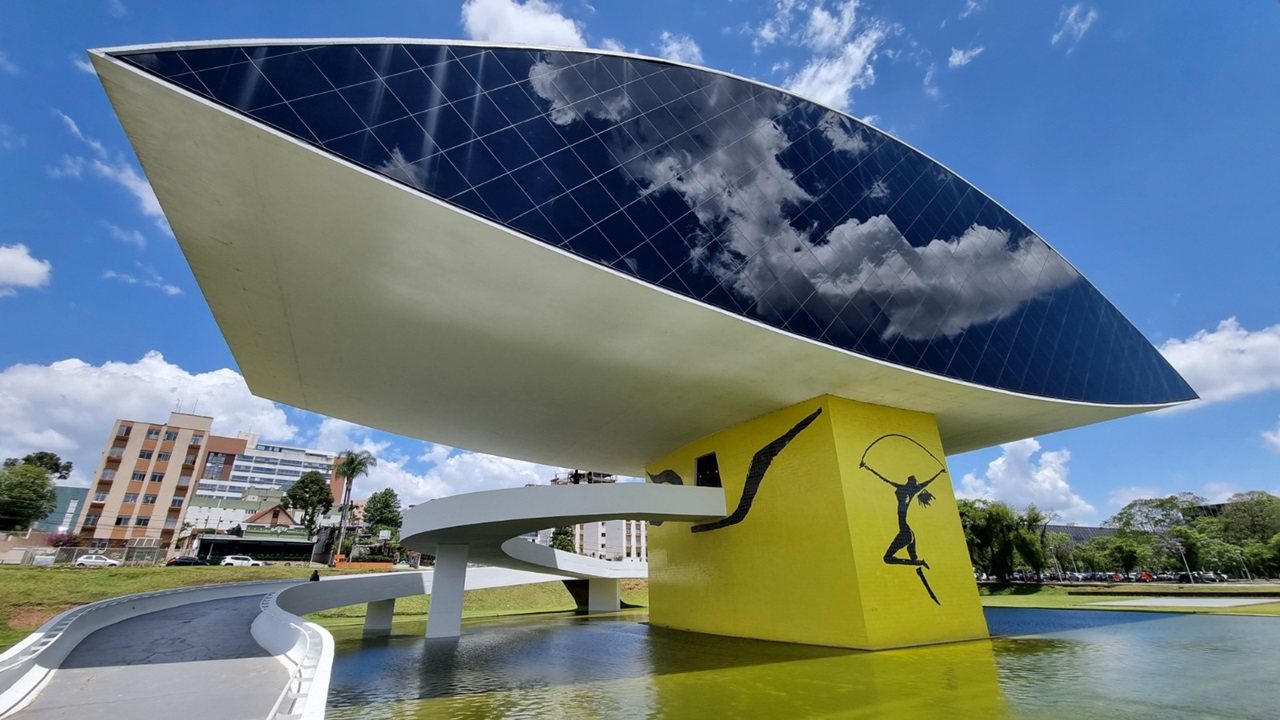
top-left (646, 395), bottom-right (988, 650)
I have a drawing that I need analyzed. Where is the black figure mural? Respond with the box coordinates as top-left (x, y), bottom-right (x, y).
top-left (690, 408), bottom-right (823, 533)
top-left (859, 434), bottom-right (948, 605)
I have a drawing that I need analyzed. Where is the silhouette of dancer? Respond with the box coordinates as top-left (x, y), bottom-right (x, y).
top-left (860, 459), bottom-right (946, 605)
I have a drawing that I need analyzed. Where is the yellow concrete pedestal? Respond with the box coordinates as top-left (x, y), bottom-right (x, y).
top-left (646, 395), bottom-right (988, 650)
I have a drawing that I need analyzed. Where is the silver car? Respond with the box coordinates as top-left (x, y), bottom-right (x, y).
top-left (220, 555), bottom-right (264, 566)
top-left (74, 554), bottom-right (121, 567)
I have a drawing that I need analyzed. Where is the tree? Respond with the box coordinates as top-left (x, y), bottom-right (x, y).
top-left (363, 488), bottom-right (403, 538)
top-left (1217, 492), bottom-right (1280, 546)
top-left (957, 499), bottom-right (1019, 580)
top-left (4, 451), bottom-right (73, 481)
top-left (283, 470), bottom-right (334, 540)
top-left (550, 526), bottom-right (575, 552)
top-left (46, 532), bottom-right (81, 547)
top-left (0, 464), bottom-right (58, 532)
top-left (331, 449), bottom-right (377, 564)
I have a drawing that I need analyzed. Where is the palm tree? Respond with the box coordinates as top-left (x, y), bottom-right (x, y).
top-left (330, 449), bottom-right (377, 565)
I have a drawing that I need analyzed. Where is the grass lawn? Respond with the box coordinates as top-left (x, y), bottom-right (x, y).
top-left (979, 584), bottom-right (1280, 616)
top-left (0, 565), bottom-right (650, 649)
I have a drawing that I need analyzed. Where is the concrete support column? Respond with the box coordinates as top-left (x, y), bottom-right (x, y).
top-left (363, 598), bottom-right (395, 637)
top-left (588, 578), bottom-right (621, 612)
top-left (426, 544), bottom-right (469, 638)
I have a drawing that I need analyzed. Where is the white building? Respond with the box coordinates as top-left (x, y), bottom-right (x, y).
top-left (197, 432), bottom-right (338, 501)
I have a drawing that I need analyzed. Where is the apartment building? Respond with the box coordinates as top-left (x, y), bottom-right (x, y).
top-left (75, 414), bottom-right (344, 551)
top-left (75, 412), bottom-right (213, 550)
top-left (199, 433), bottom-right (339, 501)
top-left (533, 471), bottom-right (648, 562)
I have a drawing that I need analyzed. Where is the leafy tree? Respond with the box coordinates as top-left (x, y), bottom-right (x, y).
top-left (46, 532), bottom-right (81, 547)
top-left (957, 499), bottom-right (1018, 580)
top-left (4, 451), bottom-right (73, 481)
top-left (0, 464), bottom-right (58, 532)
top-left (1045, 531), bottom-right (1073, 573)
top-left (1106, 493), bottom-right (1203, 537)
top-left (363, 488), bottom-right (403, 538)
top-left (283, 471), bottom-right (334, 540)
top-left (331, 449), bottom-right (378, 563)
top-left (550, 526), bottom-right (575, 552)
top-left (1217, 491), bottom-right (1280, 546)
top-left (1108, 539), bottom-right (1142, 575)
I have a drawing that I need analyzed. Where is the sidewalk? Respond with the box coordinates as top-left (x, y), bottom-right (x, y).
top-left (11, 595), bottom-right (286, 720)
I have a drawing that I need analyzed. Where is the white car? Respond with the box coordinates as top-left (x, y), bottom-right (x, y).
top-left (220, 555), bottom-right (264, 566)
top-left (74, 554), bottom-right (121, 567)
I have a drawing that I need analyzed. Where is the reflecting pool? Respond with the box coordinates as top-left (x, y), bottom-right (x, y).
top-left (326, 608), bottom-right (1279, 719)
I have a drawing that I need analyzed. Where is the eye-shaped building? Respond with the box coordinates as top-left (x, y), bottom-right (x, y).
top-left (92, 41), bottom-right (1194, 649)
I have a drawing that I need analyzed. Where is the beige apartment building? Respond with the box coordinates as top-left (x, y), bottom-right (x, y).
top-left (76, 412), bottom-right (214, 551)
top-left (75, 413), bottom-right (348, 553)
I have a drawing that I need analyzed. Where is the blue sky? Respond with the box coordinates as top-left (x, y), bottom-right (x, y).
top-left (1, 1), bottom-right (1277, 521)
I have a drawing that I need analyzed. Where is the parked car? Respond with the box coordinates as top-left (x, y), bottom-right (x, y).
top-left (166, 556), bottom-right (210, 566)
top-left (220, 555), bottom-right (263, 567)
top-left (74, 554), bottom-right (120, 567)
top-left (1133, 571), bottom-right (1154, 583)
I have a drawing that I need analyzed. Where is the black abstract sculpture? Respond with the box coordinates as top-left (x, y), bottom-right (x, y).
top-left (691, 408), bottom-right (822, 533)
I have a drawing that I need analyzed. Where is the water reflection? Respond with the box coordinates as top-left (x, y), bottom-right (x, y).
top-left (326, 608), bottom-right (1280, 720)
top-left (326, 611), bottom-right (1008, 719)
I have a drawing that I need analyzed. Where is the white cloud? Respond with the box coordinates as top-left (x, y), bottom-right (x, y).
top-left (108, 0), bottom-right (127, 17)
top-left (71, 55), bottom-right (95, 74)
top-left (104, 222), bottom-right (145, 248)
top-left (309, 418), bottom-right (561, 505)
top-left (599, 37), bottom-right (626, 53)
top-left (800, 1), bottom-right (860, 53)
top-left (947, 46), bottom-right (984, 68)
top-left (0, 244), bottom-right (52, 296)
top-left (786, 23), bottom-right (887, 110)
top-left (1106, 485), bottom-right (1162, 510)
top-left (960, 0), bottom-right (983, 18)
top-left (922, 63), bottom-right (940, 97)
top-left (657, 31), bottom-right (703, 64)
top-left (101, 264), bottom-right (182, 295)
top-left (0, 51), bottom-right (18, 75)
top-left (1159, 318), bottom-right (1280, 406)
top-left (461, 0), bottom-right (586, 47)
top-left (1265, 419), bottom-right (1280, 453)
top-left (0, 124), bottom-right (23, 151)
top-left (0, 353), bottom-right (296, 487)
top-left (52, 111), bottom-right (168, 232)
top-left (1052, 4), bottom-right (1099, 47)
top-left (958, 438), bottom-right (1096, 522)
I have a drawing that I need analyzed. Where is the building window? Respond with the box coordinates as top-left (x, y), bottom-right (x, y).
top-left (191, 434), bottom-right (204, 445)
top-left (170, 497), bottom-right (184, 508)
top-left (150, 473), bottom-right (164, 482)
top-left (93, 491), bottom-right (108, 502)
top-left (695, 453), bottom-right (722, 488)
top-left (91, 539), bottom-right (108, 550)
top-left (123, 493), bottom-right (138, 503)
top-left (84, 514), bottom-right (100, 526)
top-left (184, 454), bottom-right (196, 464)
top-left (164, 431), bottom-right (178, 441)
top-left (131, 471), bottom-right (146, 481)
top-left (117, 425), bottom-right (131, 437)
top-left (108, 447), bottom-right (124, 458)
top-left (142, 494), bottom-right (157, 505)
top-left (178, 475), bottom-right (191, 486)
top-left (157, 452), bottom-right (171, 461)
top-left (146, 428), bottom-right (161, 440)
top-left (135, 516), bottom-right (150, 527)
top-left (138, 450), bottom-right (153, 460)
top-left (101, 469), bottom-right (116, 480)
top-left (163, 519), bottom-right (178, 529)
top-left (115, 515), bottom-right (131, 526)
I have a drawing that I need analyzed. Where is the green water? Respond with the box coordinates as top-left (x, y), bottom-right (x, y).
top-left (326, 608), bottom-right (1279, 719)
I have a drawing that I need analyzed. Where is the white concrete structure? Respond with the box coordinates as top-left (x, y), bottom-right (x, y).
top-left (401, 483), bottom-right (726, 636)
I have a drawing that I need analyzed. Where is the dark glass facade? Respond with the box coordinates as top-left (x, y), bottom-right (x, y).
top-left (115, 42), bottom-right (1195, 405)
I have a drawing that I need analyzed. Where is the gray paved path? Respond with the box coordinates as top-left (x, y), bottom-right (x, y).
top-left (13, 595), bottom-right (286, 720)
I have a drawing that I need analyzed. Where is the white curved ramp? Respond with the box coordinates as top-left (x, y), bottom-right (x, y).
top-left (401, 483), bottom-right (727, 578)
